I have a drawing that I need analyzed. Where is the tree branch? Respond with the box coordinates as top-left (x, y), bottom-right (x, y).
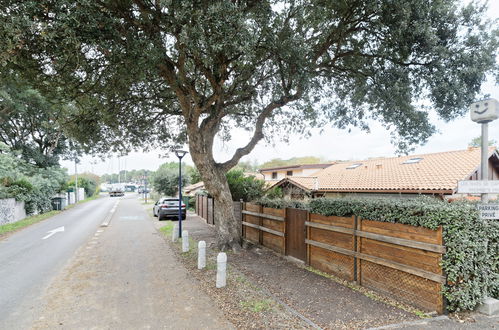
top-left (219, 90), bottom-right (302, 172)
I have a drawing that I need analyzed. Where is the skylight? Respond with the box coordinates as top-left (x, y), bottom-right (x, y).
top-left (346, 163), bottom-right (362, 169)
top-left (403, 157), bottom-right (423, 164)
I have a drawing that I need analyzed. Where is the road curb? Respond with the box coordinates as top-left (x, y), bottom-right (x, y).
top-left (101, 200), bottom-right (120, 227)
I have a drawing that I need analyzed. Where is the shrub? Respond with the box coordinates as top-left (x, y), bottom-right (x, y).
top-left (226, 169), bottom-right (266, 202)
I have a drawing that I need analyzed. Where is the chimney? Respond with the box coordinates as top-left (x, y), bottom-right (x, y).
top-left (313, 177), bottom-right (319, 190)
top-left (376, 164), bottom-right (382, 169)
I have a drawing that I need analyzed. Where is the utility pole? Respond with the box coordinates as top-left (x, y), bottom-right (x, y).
top-left (75, 158), bottom-right (78, 203)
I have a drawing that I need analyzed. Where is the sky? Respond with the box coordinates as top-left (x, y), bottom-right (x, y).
top-left (62, 1), bottom-right (499, 176)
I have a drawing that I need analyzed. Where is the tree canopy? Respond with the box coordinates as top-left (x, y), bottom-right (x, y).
top-left (468, 136), bottom-right (497, 148)
top-left (1, 0), bottom-right (497, 248)
top-left (0, 77), bottom-right (73, 167)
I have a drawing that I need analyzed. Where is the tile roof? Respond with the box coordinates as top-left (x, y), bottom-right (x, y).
top-left (184, 181), bottom-right (205, 192)
top-left (279, 148), bottom-right (498, 193)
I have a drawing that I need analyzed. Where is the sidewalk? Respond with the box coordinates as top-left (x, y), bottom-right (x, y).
top-left (179, 213), bottom-right (499, 329)
top-left (31, 196), bottom-right (233, 329)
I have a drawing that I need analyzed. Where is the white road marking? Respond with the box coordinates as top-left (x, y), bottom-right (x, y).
top-left (42, 226), bottom-right (65, 240)
top-left (101, 200), bottom-right (120, 227)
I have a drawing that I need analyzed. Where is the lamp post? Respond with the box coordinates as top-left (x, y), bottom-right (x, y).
top-left (175, 150), bottom-right (188, 238)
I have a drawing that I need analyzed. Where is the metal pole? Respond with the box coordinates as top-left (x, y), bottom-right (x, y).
top-left (178, 157), bottom-right (183, 238)
top-left (481, 122), bottom-right (489, 203)
top-left (75, 159), bottom-right (78, 203)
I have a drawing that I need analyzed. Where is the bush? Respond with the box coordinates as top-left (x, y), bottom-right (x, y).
top-left (0, 143), bottom-right (68, 215)
top-left (226, 169), bottom-right (266, 202)
top-left (255, 196), bottom-right (498, 312)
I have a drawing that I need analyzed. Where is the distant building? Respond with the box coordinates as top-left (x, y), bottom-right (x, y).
top-left (183, 181), bottom-right (205, 196)
top-left (259, 163), bottom-right (332, 183)
top-left (270, 148), bottom-right (499, 200)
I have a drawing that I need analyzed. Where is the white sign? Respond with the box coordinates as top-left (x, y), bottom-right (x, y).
top-left (457, 180), bottom-right (499, 194)
top-left (470, 98), bottom-right (499, 123)
top-left (477, 204), bottom-right (499, 219)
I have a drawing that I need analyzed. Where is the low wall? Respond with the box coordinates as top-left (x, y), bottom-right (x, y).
top-left (0, 198), bottom-right (27, 225)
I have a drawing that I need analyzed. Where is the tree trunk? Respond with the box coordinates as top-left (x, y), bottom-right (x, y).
top-left (189, 142), bottom-right (241, 250)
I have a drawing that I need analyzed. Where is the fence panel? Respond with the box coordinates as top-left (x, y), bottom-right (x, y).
top-left (285, 208), bottom-right (307, 261)
top-left (262, 207), bottom-right (285, 254)
top-left (207, 197), bottom-right (214, 225)
top-left (242, 203), bottom-right (261, 244)
top-left (358, 219), bottom-right (444, 312)
top-left (307, 214), bottom-right (355, 281)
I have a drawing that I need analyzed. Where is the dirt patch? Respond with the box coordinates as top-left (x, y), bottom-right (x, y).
top-left (154, 214), bottom-right (420, 329)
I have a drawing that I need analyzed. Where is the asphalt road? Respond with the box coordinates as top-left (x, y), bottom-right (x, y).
top-left (0, 195), bottom-right (118, 329)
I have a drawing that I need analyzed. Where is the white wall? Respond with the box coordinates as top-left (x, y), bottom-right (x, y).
top-left (0, 198), bottom-right (26, 225)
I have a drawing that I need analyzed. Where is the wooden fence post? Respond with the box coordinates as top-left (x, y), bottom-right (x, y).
top-left (355, 216), bottom-right (361, 285)
top-left (259, 204), bottom-right (263, 245)
top-left (306, 211), bottom-right (311, 265)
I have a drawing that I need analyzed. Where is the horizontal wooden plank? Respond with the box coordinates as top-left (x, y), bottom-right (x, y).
top-left (242, 210), bottom-right (285, 222)
top-left (305, 221), bottom-right (445, 254)
top-left (242, 221), bottom-right (284, 237)
top-left (357, 231), bottom-right (445, 254)
top-left (306, 221), bottom-right (354, 235)
top-left (305, 239), bottom-right (446, 284)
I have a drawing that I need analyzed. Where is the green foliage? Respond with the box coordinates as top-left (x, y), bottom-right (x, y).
top-left (468, 136), bottom-right (497, 147)
top-left (185, 166), bottom-right (202, 185)
top-left (226, 169), bottom-right (266, 202)
top-left (0, 143), bottom-right (68, 214)
top-left (256, 196), bottom-right (309, 210)
top-left (151, 162), bottom-right (188, 197)
top-left (68, 173), bottom-right (100, 198)
top-left (0, 76), bottom-right (71, 168)
top-left (1, 1), bottom-right (497, 155)
top-left (256, 196), bottom-right (498, 312)
top-left (265, 187), bottom-right (284, 200)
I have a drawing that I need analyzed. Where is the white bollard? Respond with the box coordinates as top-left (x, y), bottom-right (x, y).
top-left (216, 252), bottom-right (227, 288)
top-left (182, 230), bottom-right (189, 252)
top-left (172, 223), bottom-right (179, 242)
top-left (198, 241), bottom-right (206, 269)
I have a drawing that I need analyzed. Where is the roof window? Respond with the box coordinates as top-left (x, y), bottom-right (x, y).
top-left (403, 157), bottom-right (423, 164)
top-left (346, 163), bottom-right (362, 169)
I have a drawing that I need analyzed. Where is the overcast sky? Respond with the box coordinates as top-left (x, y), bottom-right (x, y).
top-left (62, 1), bottom-right (499, 176)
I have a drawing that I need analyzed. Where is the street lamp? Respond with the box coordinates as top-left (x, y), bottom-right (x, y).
top-left (175, 149), bottom-right (188, 238)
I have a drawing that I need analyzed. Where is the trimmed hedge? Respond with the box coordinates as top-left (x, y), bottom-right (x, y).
top-left (254, 196), bottom-right (498, 312)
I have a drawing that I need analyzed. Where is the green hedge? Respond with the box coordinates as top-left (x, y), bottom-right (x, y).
top-left (254, 196), bottom-right (498, 312)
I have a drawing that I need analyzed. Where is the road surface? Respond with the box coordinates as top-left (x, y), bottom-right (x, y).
top-left (0, 194), bottom-right (231, 329)
top-left (0, 196), bottom-right (117, 329)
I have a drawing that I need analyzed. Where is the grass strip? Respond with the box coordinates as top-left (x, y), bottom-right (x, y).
top-left (0, 194), bottom-right (101, 236)
top-left (0, 211), bottom-right (60, 236)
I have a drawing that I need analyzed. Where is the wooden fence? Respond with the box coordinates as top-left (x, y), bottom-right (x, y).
top-left (196, 195), bottom-right (215, 225)
top-left (239, 203), bottom-right (445, 313)
top-left (195, 200), bottom-right (446, 313)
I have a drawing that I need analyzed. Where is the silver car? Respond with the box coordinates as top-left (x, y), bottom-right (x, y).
top-left (153, 198), bottom-right (186, 220)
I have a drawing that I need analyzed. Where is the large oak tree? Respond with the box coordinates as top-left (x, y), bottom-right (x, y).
top-left (1, 0), bottom-right (497, 249)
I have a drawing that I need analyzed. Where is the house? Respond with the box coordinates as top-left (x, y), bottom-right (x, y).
top-left (183, 181), bottom-right (205, 196)
top-left (259, 163), bottom-right (332, 182)
top-left (270, 147), bottom-right (499, 199)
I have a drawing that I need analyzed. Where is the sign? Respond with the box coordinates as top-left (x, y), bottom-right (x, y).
top-left (477, 204), bottom-right (499, 219)
top-left (470, 98), bottom-right (499, 123)
top-left (457, 180), bottom-right (499, 194)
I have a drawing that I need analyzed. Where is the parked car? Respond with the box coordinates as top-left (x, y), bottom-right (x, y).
top-left (153, 197), bottom-right (186, 220)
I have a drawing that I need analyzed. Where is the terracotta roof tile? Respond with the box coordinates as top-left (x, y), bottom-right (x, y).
top-left (283, 147), bottom-right (497, 192)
